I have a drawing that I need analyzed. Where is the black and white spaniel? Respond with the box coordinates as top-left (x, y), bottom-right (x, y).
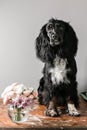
top-left (35, 18), bottom-right (80, 117)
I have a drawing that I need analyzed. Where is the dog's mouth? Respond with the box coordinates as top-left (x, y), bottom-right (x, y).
top-left (50, 40), bottom-right (60, 46)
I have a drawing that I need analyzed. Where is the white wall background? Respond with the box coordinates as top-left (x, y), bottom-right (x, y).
top-left (0, 0), bottom-right (87, 95)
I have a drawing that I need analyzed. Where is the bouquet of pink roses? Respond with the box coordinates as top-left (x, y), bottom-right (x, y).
top-left (1, 83), bottom-right (37, 122)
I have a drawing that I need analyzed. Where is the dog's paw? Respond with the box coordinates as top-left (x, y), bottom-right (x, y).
top-left (68, 103), bottom-right (80, 116)
top-left (45, 108), bottom-right (60, 117)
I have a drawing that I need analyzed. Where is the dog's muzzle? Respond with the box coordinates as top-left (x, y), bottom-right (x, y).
top-left (50, 35), bottom-right (63, 46)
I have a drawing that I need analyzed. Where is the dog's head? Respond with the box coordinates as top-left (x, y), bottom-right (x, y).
top-left (46, 19), bottom-right (65, 46)
top-left (36, 18), bottom-right (78, 61)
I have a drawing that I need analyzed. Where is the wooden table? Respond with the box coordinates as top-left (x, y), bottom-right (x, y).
top-left (0, 97), bottom-right (87, 130)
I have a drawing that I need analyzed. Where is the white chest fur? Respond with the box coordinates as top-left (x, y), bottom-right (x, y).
top-left (49, 56), bottom-right (70, 85)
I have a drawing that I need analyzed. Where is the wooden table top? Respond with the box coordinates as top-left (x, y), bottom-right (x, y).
top-left (0, 97), bottom-right (87, 129)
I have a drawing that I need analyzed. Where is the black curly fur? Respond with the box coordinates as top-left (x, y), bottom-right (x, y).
top-left (35, 18), bottom-right (79, 116)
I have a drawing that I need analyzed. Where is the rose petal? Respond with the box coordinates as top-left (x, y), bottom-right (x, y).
top-left (23, 90), bottom-right (30, 97)
top-left (29, 95), bottom-right (34, 99)
top-left (14, 84), bottom-right (27, 94)
top-left (1, 82), bottom-right (18, 98)
top-left (33, 91), bottom-right (38, 98)
top-left (6, 91), bottom-right (15, 99)
top-left (28, 87), bottom-right (34, 93)
top-left (3, 95), bottom-right (9, 105)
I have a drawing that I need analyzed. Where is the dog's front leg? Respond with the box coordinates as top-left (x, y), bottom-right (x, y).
top-left (67, 98), bottom-right (80, 116)
top-left (45, 97), bottom-right (60, 117)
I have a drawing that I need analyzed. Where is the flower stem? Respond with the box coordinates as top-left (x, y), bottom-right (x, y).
top-left (15, 108), bottom-right (21, 121)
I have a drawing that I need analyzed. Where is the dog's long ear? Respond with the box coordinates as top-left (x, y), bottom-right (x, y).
top-left (64, 23), bottom-right (78, 57)
top-left (35, 24), bottom-right (54, 62)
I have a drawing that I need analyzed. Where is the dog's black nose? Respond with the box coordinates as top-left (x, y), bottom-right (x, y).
top-left (51, 34), bottom-right (57, 39)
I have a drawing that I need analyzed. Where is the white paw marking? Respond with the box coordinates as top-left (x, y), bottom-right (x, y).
top-left (68, 103), bottom-right (80, 116)
top-left (45, 108), bottom-right (58, 117)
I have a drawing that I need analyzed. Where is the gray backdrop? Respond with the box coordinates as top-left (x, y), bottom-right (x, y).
top-left (0, 0), bottom-right (87, 95)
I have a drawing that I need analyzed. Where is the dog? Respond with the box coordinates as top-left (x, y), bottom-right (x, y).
top-left (35, 18), bottom-right (80, 117)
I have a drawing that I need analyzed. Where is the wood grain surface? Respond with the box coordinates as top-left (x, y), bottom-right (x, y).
top-left (0, 97), bottom-right (87, 129)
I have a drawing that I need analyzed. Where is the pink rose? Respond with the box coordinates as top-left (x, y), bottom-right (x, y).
top-left (23, 90), bottom-right (30, 97)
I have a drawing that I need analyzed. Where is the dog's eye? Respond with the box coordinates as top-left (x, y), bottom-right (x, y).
top-left (59, 27), bottom-right (64, 31)
top-left (47, 24), bottom-right (53, 30)
top-left (55, 24), bottom-right (64, 30)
